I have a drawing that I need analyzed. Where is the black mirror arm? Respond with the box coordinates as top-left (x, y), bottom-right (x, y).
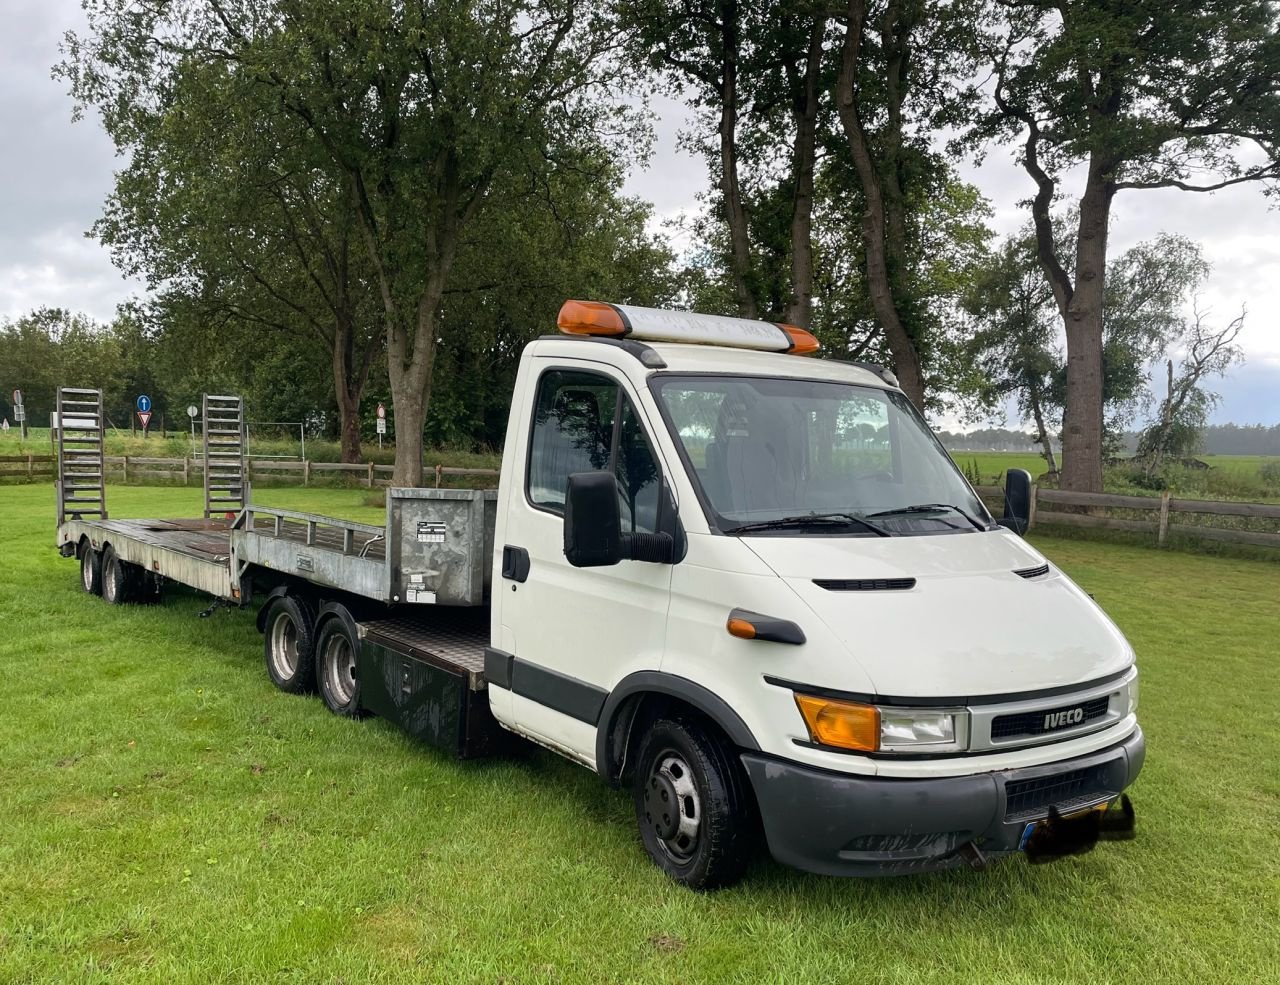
top-left (623, 531), bottom-right (675, 564)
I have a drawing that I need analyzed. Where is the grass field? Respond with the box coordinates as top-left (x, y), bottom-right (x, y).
top-left (1, 484), bottom-right (1278, 983)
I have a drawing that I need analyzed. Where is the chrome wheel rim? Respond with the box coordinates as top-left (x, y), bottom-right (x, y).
top-left (81, 552), bottom-right (94, 591)
top-left (643, 750), bottom-right (702, 862)
top-left (269, 611), bottom-right (299, 679)
top-left (104, 557), bottom-right (119, 599)
top-left (324, 633), bottom-right (356, 706)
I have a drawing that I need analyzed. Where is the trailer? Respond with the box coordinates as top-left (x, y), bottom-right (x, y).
top-left (55, 387), bottom-right (505, 758)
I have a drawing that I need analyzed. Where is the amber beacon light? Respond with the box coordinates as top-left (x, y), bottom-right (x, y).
top-left (556, 299), bottom-right (820, 355)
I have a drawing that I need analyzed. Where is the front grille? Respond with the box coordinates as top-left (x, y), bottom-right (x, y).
top-left (1004, 768), bottom-right (1107, 821)
top-left (813, 577), bottom-right (916, 591)
top-left (990, 695), bottom-right (1110, 741)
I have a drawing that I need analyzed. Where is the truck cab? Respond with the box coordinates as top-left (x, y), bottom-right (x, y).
top-left (485, 301), bottom-right (1143, 887)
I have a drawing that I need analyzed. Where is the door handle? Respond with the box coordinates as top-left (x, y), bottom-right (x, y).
top-left (501, 545), bottom-right (530, 582)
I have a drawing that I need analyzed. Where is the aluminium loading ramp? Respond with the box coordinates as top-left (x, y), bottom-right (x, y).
top-left (56, 387), bottom-right (107, 524)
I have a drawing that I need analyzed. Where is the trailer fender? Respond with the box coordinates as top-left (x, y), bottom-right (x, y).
top-left (255, 585), bottom-right (293, 633)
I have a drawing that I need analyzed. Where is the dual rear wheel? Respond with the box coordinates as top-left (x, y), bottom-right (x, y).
top-left (261, 595), bottom-right (363, 717)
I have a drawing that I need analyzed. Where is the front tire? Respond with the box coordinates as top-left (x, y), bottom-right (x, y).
top-left (79, 544), bottom-right (102, 596)
top-left (263, 595), bottom-right (317, 694)
top-left (315, 605), bottom-right (365, 718)
top-left (632, 716), bottom-right (757, 890)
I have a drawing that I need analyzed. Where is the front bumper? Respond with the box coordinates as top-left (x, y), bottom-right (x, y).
top-left (742, 726), bottom-right (1145, 877)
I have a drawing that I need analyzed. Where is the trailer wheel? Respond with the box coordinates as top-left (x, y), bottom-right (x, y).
top-left (100, 547), bottom-right (139, 605)
top-left (315, 606), bottom-right (365, 718)
top-left (79, 543), bottom-right (103, 596)
top-left (263, 595), bottom-right (316, 694)
top-left (633, 716), bottom-right (756, 890)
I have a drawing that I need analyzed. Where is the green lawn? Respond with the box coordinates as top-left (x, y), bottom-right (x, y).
top-left (1, 484), bottom-right (1278, 983)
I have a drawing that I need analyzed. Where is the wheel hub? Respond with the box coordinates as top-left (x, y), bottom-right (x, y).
top-left (643, 752), bottom-right (701, 860)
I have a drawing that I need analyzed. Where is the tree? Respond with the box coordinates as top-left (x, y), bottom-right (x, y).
top-left (981, 0), bottom-right (1280, 491)
top-left (63, 0), bottom-right (638, 486)
top-left (963, 228), bottom-right (1212, 471)
top-left (1137, 308), bottom-right (1245, 472)
top-left (82, 47), bottom-right (383, 463)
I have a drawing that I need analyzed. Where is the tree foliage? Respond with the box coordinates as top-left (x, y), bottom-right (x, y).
top-left (979, 0), bottom-right (1280, 491)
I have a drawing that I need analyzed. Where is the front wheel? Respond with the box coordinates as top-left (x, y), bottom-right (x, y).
top-left (632, 717), bottom-right (757, 890)
top-left (315, 606), bottom-right (365, 718)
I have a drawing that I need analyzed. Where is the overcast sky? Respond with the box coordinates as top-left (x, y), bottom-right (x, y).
top-left (3, 0), bottom-right (1276, 427)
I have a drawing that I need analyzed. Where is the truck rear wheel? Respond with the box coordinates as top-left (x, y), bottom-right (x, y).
top-left (79, 544), bottom-right (102, 596)
top-left (100, 547), bottom-right (139, 605)
top-left (263, 596), bottom-right (316, 694)
top-left (315, 605), bottom-right (365, 718)
top-left (633, 716), bottom-right (756, 890)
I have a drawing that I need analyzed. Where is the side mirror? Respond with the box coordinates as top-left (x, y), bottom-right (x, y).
top-left (999, 468), bottom-right (1032, 536)
top-left (564, 471), bottom-right (677, 567)
top-left (564, 471), bottom-right (624, 567)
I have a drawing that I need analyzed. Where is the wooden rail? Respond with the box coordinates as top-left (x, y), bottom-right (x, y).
top-left (0, 454), bottom-right (55, 479)
top-left (974, 484), bottom-right (1280, 551)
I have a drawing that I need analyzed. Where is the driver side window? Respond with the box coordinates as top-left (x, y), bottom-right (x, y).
top-left (526, 369), bottom-right (662, 535)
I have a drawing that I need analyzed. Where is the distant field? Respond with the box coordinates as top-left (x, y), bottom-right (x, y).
top-left (949, 450), bottom-right (1280, 502)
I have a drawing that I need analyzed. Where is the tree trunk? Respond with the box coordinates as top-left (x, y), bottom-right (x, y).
top-left (718, 1), bottom-right (756, 320)
top-left (1058, 158), bottom-right (1114, 493)
top-left (834, 0), bottom-right (926, 409)
top-left (785, 16), bottom-right (825, 329)
top-left (386, 275), bottom-right (447, 487)
top-left (1028, 381), bottom-right (1058, 476)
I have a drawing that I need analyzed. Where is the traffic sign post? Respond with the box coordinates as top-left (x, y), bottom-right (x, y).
top-left (12, 388), bottom-right (25, 439)
top-left (136, 394), bottom-right (152, 413)
top-left (376, 403), bottom-right (387, 448)
top-left (138, 410), bottom-right (153, 434)
top-left (187, 404), bottom-right (198, 447)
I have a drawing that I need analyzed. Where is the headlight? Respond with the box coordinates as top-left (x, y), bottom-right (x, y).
top-left (794, 695), bottom-right (968, 753)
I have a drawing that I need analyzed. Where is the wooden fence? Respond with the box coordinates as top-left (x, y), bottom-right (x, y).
top-left (975, 484), bottom-right (1280, 550)
top-left (0, 454), bottom-right (55, 479)
top-left (0, 454), bottom-right (496, 489)
top-left (6, 455), bottom-right (1276, 552)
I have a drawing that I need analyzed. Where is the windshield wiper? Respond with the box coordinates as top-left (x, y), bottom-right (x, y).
top-left (865, 503), bottom-right (989, 531)
top-left (726, 512), bottom-right (892, 537)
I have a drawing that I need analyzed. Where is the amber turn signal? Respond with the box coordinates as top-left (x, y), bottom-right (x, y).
top-left (726, 616), bottom-right (757, 640)
top-left (794, 694), bottom-right (880, 752)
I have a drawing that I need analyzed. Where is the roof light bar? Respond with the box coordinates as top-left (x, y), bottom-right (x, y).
top-left (556, 300), bottom-right (820, 355)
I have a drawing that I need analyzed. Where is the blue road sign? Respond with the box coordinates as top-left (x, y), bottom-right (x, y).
top-left (136, 394), bottom-right (152, 413)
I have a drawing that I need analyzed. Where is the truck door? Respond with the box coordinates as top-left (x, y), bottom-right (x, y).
top-left (497, 366), bottom-right (672, 764)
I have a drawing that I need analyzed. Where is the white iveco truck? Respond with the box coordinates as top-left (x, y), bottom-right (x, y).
top-left (56, 301), bottom-right (1143, 889)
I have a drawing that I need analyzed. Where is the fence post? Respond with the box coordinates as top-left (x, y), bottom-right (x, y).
top-left (435, 463), bottom-right (443, 488)
top-left (26, 454), bottom-right (33, 479)
top-left (122, 455), bottom-right (129, 483)
top-left (1028, 484), bottom-right (1038, 530)
top-left (183, 456), bottom-right (189, 486)
top-left (304, 459), bottom-right (311, 486)
top-left (367, 461), bottom-right (374, 488)
top-left (1158, 490), bottom-right (1171, 546)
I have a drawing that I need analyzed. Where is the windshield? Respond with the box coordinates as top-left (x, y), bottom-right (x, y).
top-left (652, 374), bottom-right (991, 535)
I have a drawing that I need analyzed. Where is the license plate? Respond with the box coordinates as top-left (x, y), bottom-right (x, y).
top-left (1019, 799), bottom-right (1113, 851)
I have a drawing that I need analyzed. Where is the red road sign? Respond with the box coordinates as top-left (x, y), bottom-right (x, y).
top-left (138, 410), bottom-right (152, 429)
top-left (376, 402), bottom-right (386, 419)
top-left (11, 389), bottom-right (21, 406)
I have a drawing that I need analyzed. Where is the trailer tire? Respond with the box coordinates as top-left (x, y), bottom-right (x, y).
top-left (100, 547), bottom-right (139, 605)
top-left (79, 543), bottom-right (103, 596)
top-left (263, 595), bottom-right (317, 694)
top-left (633, 716), bottom-right (756, 891)
top-left (315, 605), bottom-right (366, 718)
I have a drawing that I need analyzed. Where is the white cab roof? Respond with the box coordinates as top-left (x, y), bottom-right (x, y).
top-left (529, 336), bottom-right (895, 391)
